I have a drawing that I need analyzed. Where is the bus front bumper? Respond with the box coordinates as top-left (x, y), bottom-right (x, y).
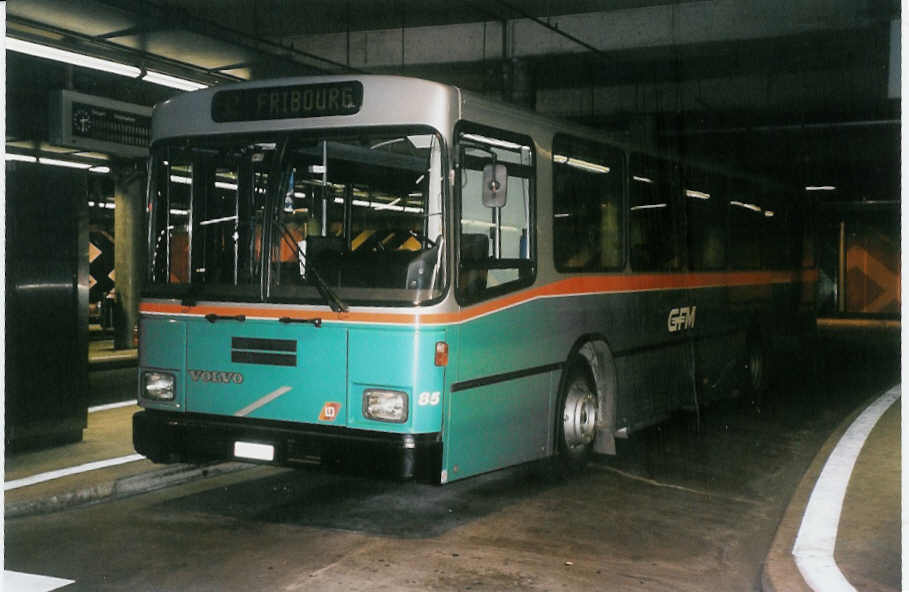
top-left (133, 410), bottom-right (442, 482)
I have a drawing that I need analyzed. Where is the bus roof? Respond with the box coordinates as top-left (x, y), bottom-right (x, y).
top-left (151, 75), bottom-right (460, 143)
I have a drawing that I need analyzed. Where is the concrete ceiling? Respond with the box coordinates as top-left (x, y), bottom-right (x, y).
top-left (6, 0), bottom-right (901, 200)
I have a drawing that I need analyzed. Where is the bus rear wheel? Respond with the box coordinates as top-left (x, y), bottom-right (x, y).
top-left (556, 363), bottom-right (598, 474)
top-left (743, 331), bottom-right (768, 409)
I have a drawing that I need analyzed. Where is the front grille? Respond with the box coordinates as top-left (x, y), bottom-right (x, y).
top-left (231, 337), bottom-right (297, 366)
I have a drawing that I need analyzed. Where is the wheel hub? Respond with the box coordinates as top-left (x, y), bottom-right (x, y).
top-left (563, 380), bottom-right (597, 450)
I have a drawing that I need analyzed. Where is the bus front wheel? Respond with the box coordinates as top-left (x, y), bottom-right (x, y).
top-left (556, 363), bottom-right (598, 474)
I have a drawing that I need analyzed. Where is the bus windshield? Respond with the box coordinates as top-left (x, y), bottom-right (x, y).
top-left (146, 128), bottom-right (447, 306)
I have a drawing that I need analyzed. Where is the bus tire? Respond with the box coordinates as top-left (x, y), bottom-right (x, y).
top-left (744, 330), bottom-right (768, 407)
top-left (555, 361), bottom-right (598, 475)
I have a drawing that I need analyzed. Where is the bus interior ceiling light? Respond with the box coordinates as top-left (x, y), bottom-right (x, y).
top-left (805, 185), bottom-right (836, 191)
top-left (554, 154), bottom-right (610, 174)
top-left (461, 133), bottom-right (525, 151)
top-left (730, 200), bottom-right (762, 212)
top-left (7, 37), bottom-right (208, 91)
top-left (685, 189), bottom-right (711, 200)
top-left (39, 157), bottom-right (92, 170)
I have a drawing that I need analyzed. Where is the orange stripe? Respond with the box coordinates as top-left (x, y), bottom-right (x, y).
top-left (140, 269), bottom-right (818, 326)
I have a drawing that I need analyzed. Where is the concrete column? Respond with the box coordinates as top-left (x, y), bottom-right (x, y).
top-left (508, 59), bottom-right (535, 109)
top-left (629, 115), bottom-right (659, 151)
top-left (113, 162), bottom-right (146, 350)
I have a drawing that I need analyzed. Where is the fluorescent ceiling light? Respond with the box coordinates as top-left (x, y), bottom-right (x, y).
top-left (200, 215), bottom-right (238, 226)
top-left (729, 200), bottom-right (762, 213)
top-left (142, 70), bottom-right (208, 92)
top-left (764, 210), bottom-right (775, 217)
top-left (462, 133), bottom-right (527, 151)
top-left (554, 154), bottom-right (610, 174)
top-left (805, 185), bottom-right (836, 191)
top-left (7, 37), bottom-right (141, 78)
top-left (214, 181), bottom-right (239, 191)
top-left (89, 166), bottom-right (111, 174)
top-left (6, 153), bottom-right (37, 163)
top-left (39, 157), bottom-right (92, 169)
top-left (685, 189), bottom-right (711, 200)
top-left (373, 198), bottom-right (402, 211)
top-left (630, 203), bottom-right (667, 211)
top-left (633, 175), bottom-right (654, 184)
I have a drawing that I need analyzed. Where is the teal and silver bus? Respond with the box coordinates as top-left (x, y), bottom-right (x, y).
top-left (134, 75), bottom-right (816, 483)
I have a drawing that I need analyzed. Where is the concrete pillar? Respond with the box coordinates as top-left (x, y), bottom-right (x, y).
top-left (630, 115), bottom-right (659, 152)
top-left (508, 59), bottom-right (535, 109)
top-left (113, 162), bottom-right (146, 350)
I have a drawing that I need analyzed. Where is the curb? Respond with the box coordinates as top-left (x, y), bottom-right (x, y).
top-left (5, 461), bottom-right (251, 518)
top-left (760, 396), bottom-right (879, 592)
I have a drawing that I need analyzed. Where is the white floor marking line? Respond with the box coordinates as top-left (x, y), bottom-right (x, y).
top-left (88, 399), bottom-right (138, 413)
top-left (594, 465), bottom-right (762, 506)
top-left (234, 386), bottom-right (293, 417)
top-left (792, 384), bottom-right (900, 592)
top-left (3, 570), bottom-right (75, 591)
top-left (4, 454), bottom-right (145, 491)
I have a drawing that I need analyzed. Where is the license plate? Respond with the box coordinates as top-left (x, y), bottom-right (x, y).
top-left (234, 441), bottom-right (275, 461)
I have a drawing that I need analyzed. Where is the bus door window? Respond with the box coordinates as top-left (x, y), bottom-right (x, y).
top-left (456, 126), bottom-right (535, 302)
top-left (149, 158), bottom-right (192, 284)
top-left (629, 154), bottom-right (679, 271)
top-left (727, 180), bottom-right (763, 269)
top-left (552, 134), bottom-right (625, 272)
top-left (682, 166), bottom-right (727, 271)
top-left (146, 142), bottom-right (278, 298)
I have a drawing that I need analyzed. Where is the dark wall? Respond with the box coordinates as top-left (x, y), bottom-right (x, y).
top-left (6, 163), bottom-right (90, 449)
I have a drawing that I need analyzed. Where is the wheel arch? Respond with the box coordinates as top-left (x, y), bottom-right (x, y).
top-left (558, 333), bottom-right (619, 456)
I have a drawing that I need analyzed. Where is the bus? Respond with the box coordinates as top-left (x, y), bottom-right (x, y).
top-left (133, 75), bottom-right (817, 483)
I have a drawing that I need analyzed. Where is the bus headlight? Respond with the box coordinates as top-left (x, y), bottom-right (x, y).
top-left (143, 371), bottom-right (176, 401)
top-left (362, 389), bottom-right (408, 423)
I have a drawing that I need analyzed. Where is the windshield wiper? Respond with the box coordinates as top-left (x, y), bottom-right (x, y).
top-left (278, 316), bottom-right (322, 328)
top-left (277, 224), bottom-right (348, 313)
top-left (205, 313), bottom-right (246, 323)
top-left (181, 284), bottom-right (202, 307)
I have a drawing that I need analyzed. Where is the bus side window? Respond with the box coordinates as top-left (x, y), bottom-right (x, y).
top-left (456, 125), bottom-right (535, 303)
top-left (760, 189), bottom-right (790, 269)
top-left (683, 166), bottom-right (726, 271)
top-left (727, 180), bottom-right (762, 269)
top-left (552, 134), bottom-right (624, 272)
top-left (629, 154), bottom-right (678, 271)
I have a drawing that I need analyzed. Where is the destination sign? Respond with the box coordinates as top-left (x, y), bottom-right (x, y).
top-left (211, 81), bottom-right (364, 122)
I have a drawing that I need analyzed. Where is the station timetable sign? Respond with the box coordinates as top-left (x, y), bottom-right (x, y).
top-left (50, 90), bottom-right (152, 158)
top-left (211, 81), bottom-right (363, 122)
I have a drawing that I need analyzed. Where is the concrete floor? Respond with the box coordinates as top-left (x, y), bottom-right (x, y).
top-left (835, 401), bottom-right (901, 591)
top-left (4, 323), bottom-right (900, 591)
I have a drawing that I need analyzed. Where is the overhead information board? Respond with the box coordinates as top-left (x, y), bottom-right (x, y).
top-left (50, 90), bottom-right (152, 158)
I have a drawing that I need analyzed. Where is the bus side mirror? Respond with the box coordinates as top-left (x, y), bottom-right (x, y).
top-left (482, 163), bottom-right (507, 208)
